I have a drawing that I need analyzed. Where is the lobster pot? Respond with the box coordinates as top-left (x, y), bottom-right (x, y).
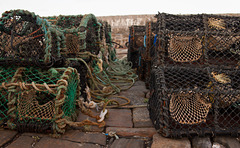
top-left (140, 21), bottom-right (157, 87)
top-left (148, 66), bottom-right (240, 137)
top-left (56, 14), bottom-right (101, 57)
top-left (155, 13), bottom-right (240, 68)
top-left (127, 25), bottom-right (145, 69)
top-left (98, 20), bottom-right (115, 62)
top-left (98, 20), bottom-right (112, 44)
top-left (68, 59), bottom-right (88, 101)
top-left (157, 31), bottom-right (205, 67)
top-left (204, 14), bottom-right (240, 68)
top-left (156, 13), bottom-right (204, 32)
top-left (0, 67), bottom-right (18, 125)
top-left (1, 67), bottom-right (80, 135)
top-left (0, 10), bottom-right (65, 67)
top-left (155, 13), bottom-right (205, 67)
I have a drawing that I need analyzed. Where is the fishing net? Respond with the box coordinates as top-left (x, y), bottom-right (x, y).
top-left (147, 13), bottom-right (240, 138)
top-left (169, 91), bottom-right (211, 125)
top-left (148, 66), bottom-right (240, 138)
top-left (0, 67), bottom-right (17, 125)
top-left (154, 13), bottom-right (240, 68)
top-left (209, 69), bottom-right (240, 108)
top-left (168, 35), bottom-right (203, 63)
top-left (0, 67), bottom-right (80, 135)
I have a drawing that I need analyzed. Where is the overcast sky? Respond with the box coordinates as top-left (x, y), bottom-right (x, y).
top-left (0, 0), bottom-right (239, 17)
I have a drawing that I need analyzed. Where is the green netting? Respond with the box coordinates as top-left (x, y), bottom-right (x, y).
top-left (20, 67), bottom-right (63, 84)
top-left (55, 14), bottom-right (101, 56)
top-left (0, 67), bottom-right (17, 125)
top-left (63, 71), bottom-right (79, 118)
top-left (0, 67), bottom-right (80, 135)
top-left (15, 67), bottom-right (63, 131)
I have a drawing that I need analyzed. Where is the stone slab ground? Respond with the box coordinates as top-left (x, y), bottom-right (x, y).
top-left (0, 81), bottom-right (239, 148)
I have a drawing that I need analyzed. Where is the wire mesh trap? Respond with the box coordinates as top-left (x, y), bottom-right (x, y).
top-left (55, 14), bottom-right (101, 57)
top-left (155, 13), bottom-right (205, 67)
top-left (127, 25), bottom-right (145, 69)
top-left (0, 66), bottom-right (80, 135)
top-left (138, 21), bottom-right (157, 87)
top-left (0, 10), bottom-right (65, 68)
top-left (204, 14), bottom-right (240, 68)
top-left (155, 13), bottom-right (240, 68)
top-left (148, 66), bottom-right (240, 137)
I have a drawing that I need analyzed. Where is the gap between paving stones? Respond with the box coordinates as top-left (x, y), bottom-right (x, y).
top-left (0, 131), bottom-right (20, 148)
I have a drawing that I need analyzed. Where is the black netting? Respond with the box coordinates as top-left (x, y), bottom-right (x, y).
top-left (56, 15), bottom-right (83, 29)
top-left (154, 13), bottom-right (240, 68)
top-left (127, 25), bottom-right (145, 69)
top-left (147, 13), bottom-right (240, 138)
top-left (0, 10), bottom-right (64, 68)
top-left (156, 13), bottom-right (204, 32)
top-left (56, 15), bottom-right (101, 56)
top-left (141, 22), bottom-right (158, 88)
top-left (148, 66), bottom-right (240, 137)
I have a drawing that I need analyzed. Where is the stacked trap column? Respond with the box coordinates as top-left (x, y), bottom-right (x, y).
top-left (148, 13), bottom-right (240, 138)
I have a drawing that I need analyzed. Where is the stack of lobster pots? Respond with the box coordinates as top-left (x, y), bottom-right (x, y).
top-left (146, 13), bottom-right (240, 138)
top-left (127, 25), bottom-right (146, 70)
top-left (0, 9), bottom-right (109, 136)
top-left (127, 22), bottom-right (158, 88)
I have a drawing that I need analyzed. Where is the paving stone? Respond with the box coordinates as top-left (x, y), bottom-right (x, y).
top-left (132, 80), bottom-right (148, 88)
top-left (75, 109), bottom-right (104, 132)
top-left (212, 142), bottom-right (226, 148)
top-left (128, 84), bottom-right (148, 92)
top-left (110, 138), bottom-right (145, 148)
top-left (105, 109), bottom-right (133, 128)
top-left (0, 130), bottom-right (18, 147)
top-left (151, 133), bottom-right (191, 148)
top-left (6, 135), bottom-right (35, 148)
top-left (192, 136), bottom-right (212, 148)
top-left (214, 136), bottom-right (240, 148)
top-left (114, 80), bottom-right (148, 106)
top-left (118, 91), bottom-right (146, 106)
top-left (21, 132), bottom-right (48, 138)
top-left (35, 137), bottom-right (101, 148)
top-left (133, 107), bottom-right (153, 128)
top-left (61, 130), bottom-right (106, 146)
top-left (106, 127), bottom-right (156, 138)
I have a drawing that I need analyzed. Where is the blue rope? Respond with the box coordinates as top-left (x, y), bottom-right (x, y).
top-left (138, 56), bottom-right (141, 67)
top-left (138, 47), bottom-right (145, 67)
top-left (153, 34), bottom-right (157, 46)
top-left (144, 35), bottom-right (146, 47)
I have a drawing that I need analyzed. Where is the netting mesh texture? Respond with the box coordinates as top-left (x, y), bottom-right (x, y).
top-left (138, 22), bottom-right (157, 85)
top-left (127, 25), bottom-right (145, 69)
top-left (55, 15), bottom-right (101, 56)
top-left (168, 35), bottom-right (203, 63)
top-left (0, 10), bottom-right (101, 68)
top-left (154, 13), bottom-right (240, 68)
top-left (0, 10), bottom-right (65, 67)
top-left (147, 13), bottom-right (240, 138)
top-left (0, 67), bottom-right (17, 125)
top-left (0, 67), bottom-right (80, 134)
top-left (148, 66), bottom-right (240, 137)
